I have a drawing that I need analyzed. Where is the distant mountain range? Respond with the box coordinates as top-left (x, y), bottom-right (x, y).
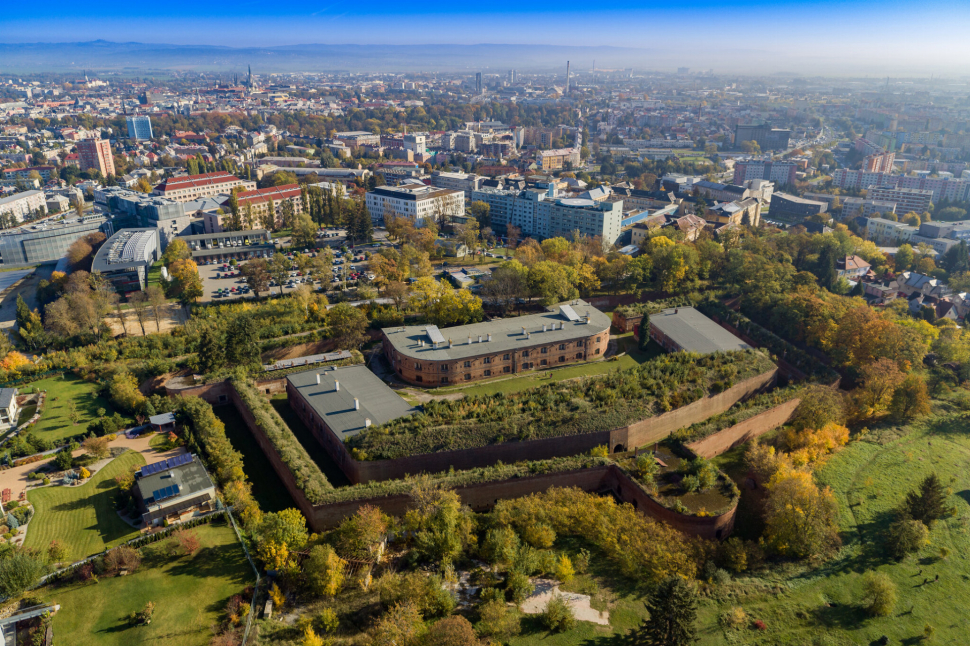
top-left (0, 40), bottom-right (658, 74)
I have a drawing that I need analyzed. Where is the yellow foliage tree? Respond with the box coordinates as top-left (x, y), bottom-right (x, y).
top-left (763, 467), bottom-right (840, 559)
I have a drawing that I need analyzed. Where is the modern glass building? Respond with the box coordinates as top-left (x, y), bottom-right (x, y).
top-left (126, 116), bottom-right (154, 141)
top-left (0, 215), bottom-right (113, 268)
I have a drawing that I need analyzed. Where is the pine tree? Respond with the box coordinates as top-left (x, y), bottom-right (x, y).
top-left (632, 577), bottom-right (697, 646)
top-left (638, 313), bottom-right (651, 352)
top-left (357, 203), bottom-right (374, 243)
top-left (903, 473), bottom-right (951, 527)
top-left (816, 245), bottom-right (839, 290)
top-left (197, 327), bottom-right (225, 374)
top-left (224, 315), bottom-right (260, 369)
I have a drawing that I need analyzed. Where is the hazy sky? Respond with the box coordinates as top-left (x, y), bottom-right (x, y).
top-left (2, 0), bottom-right (970, 75)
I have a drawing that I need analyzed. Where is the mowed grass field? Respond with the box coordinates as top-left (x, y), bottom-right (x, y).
top-left (25, 450), bottom-right (144, 561)
top-left (696, 411), bottom-right (970, 645)
top-left (22, 374), bottom-right (121, 443)
top-left (39, 520), bottom-right (253, 646)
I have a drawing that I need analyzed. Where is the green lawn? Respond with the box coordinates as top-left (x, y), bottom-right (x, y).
top-left (22, 374), bottom-right (121, 443)
top-left (146, 259), bottom-right (164, 289)
top-left (39, 520), bottom-right (253, 646)
top-left (420, 337), bottom-right (665, 398)
top-left (215, 404), bottom-right (298, 512)
top-left (696, 412), bottom-right (970, 644)
top-left (25, 451), bottom-right (145, 561)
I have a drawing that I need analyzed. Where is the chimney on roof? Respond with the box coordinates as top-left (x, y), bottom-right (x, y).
top-left (477, 335), bottom-right (482, 343)
top-left (316, 373), bottom-right (321, 385)
top-left (674, 308), bottom-right (679, 314)
top-left (334, 380), bottom-right (340, 391)
top-left (448, 338), bottom-right (453, 348)
top-left (354, 398), bottom-right (360, 410)
top-left (522, 326), bottom-right (527, 335)
top-left (487, 333), bottom-right (492, 342)
top-left (365, 418), bottom-right (372, 427)
top-left (468, 335), bottom-right (472, 345)
top-left (543, 324), bottom-right (547, 332)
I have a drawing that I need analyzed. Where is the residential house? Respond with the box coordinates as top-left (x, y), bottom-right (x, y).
top-left (837, 255), bottom-right (871, 279)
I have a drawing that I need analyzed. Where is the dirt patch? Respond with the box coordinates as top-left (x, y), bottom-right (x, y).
top-left (261, 339), bottom-right (337, 362)
top-left (105, 302), bottom-right (188, 337)
top-left (520, 579), bottom-right (610, 625)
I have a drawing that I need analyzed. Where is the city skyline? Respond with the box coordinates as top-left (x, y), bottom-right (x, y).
top-left (1, 0), bottom-right (969, 75)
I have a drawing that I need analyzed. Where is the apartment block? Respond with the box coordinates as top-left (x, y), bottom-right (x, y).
top-left (537, 148), bottom-right (581, 170)
top-left (430, 171), bottom-right (483, 195)
top-left (365, 185), bottom-right (464, 226)
top-left (152, 172), bottom-right (255, 202)
top-left (77, 138), bottom-right (115, 176)
top-left (0, 190), bottom-right (46, 224)
top-left (732, 160), bottom-right (797, 186)
top-left (866, 186), bottom-right (933, 215)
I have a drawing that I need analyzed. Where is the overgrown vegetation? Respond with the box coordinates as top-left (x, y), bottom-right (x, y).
top-left (348, 350), bottom-right (775, 460)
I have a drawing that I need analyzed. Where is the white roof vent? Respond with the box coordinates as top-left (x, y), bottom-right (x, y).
top-left (560, 304), bottom-right (580, 321)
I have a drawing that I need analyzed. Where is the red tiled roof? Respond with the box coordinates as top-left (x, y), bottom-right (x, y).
top-left (234, 184), bottom-right (302, 205)
top-left (154, 172), bottom-right (244, 192)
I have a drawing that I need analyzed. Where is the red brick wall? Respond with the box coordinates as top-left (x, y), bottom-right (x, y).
top-left (384, 327), bottom-right (610, 387)
top-left (686, 398), bottom-right (800, 459)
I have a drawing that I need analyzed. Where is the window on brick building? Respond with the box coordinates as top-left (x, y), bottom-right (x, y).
top-left (441, 377), bottom-right (449, 384)
top-left (416, 376), bottom-right (423, 382)
top-left (483, 356), bottom-right (491, 364)
top-left (559, 356), bottom-right (566, 362)
top-left (596, 337), bottom-right (601, 343)
top-left (595, 348), bottom-right (600, 355)
top-left (559, 344), bottom-right (566, 350)
top-left (576, 352), bottom-right (583, 359)
top-left (522, 351), bottom-right (529, 358)
top-left (464, 374), bottom-right (471, 381)
top-left (576, 341), bottom-right (583, 348)
top-left (540, 359), bottom-right (547, 366)
top-left (414, 363), bottom-right (422, 371)
top-left (504, 366), bottom-right (511, 373)
top-left (541, 347), bottom-right (548, 354)
top-left (484, 369), bottom-right (491, 377)
top-left (441, 364), bottom-right (448, 372)
top-left (464, 360), bottom-right (472, 368)
top-left (503, 353), bottom-right (510, 360)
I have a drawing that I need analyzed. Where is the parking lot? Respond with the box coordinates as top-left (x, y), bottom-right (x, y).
top-left (196, 248), bottom-right (373, 303)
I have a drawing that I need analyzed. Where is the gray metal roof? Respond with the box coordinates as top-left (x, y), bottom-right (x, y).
top-left (383, 300), bottom-right (612, 362)
top-left (92, 228), bottom-right (158, 272)
top-left (650, 307), bottom-right (752, 354)
top-left (149, 412), bottom-right (176, 426)
top-left (286, 365), bottom-right (416, 439)
top-left (0, 388), bottom-right (16, 410)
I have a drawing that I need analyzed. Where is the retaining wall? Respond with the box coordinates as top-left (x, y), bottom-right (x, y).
top-left (686, 398), bottom-right (801, 459)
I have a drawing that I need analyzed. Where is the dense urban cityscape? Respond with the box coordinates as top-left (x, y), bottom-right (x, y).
top-left (0, 33), bottom-right (968, 646)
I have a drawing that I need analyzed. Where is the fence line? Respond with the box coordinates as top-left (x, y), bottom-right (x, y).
top-left (225, 506), bottom-right (261, 646)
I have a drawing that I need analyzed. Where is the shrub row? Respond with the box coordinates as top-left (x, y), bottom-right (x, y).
top-left (230, 376), bottom-right (333, 504)
top-left (613, 296), bottom-right (696, 319)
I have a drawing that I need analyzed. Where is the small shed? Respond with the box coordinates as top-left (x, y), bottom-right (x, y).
top-left (149, 412), bottom-right (177, 433)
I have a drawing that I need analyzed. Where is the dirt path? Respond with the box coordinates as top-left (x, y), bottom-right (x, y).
top-left (104, 303), bottom-right (188, 337)
top-left (0, 435), bottom-right (185, 503)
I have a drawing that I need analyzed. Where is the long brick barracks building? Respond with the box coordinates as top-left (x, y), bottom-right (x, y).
top-left (382, 300), bottom-right (611, 386)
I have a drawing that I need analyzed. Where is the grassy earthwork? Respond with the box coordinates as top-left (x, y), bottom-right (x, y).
top-left (20, 374), bottom-right (121, 443)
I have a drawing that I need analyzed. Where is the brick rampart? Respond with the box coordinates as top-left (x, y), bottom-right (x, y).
top-left (686, 398), bottom-right (801, 459)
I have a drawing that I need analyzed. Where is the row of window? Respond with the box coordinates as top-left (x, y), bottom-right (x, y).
top-left (408, 353), bottom-right (592, 381)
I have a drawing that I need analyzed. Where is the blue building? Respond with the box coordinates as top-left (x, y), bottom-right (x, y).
top-left (126, 116), bottom-right (153, 141)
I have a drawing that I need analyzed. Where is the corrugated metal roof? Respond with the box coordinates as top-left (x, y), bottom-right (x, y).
top-left (651, 307), bottom-right (752, 354)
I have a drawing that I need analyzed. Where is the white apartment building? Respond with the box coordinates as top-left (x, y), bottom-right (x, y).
top-left (865, 186), bottom-right (934, 215)
top-left (831, 169), bottom-right (970, 203)
top-left (866, 217), bottom-right (917, 245)
top-left (366, 185), bottom-right (465, 226)
top-left (471, 186), bottom-right (624, 245)
top-left (0, 190), bottom-right (46, 223)
top-left (430, 171), bottom-right (483, 195)
top-left (152, 172), bottom-right (255, 202)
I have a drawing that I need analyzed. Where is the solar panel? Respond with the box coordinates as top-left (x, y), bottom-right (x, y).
top-left (425, 325), bottom-right (446, 346)
top-left (151, 484), bottom-right (180, 502)
top-left (560, 304), bottom-right (580, 321)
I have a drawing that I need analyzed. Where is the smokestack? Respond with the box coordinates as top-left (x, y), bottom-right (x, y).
top-left (316, 374), bottom-right (321, 385)
top-left (354, 398), bottom-right (360, 410)
top-left (566, 61), bottom-right (570, 94)
top-left (334, 380), bottom-right (339, 391)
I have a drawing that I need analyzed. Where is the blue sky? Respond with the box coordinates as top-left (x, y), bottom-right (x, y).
top-left (2, 0), bottom-right (969, 74)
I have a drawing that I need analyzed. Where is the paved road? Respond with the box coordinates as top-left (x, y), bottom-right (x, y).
top-left (0, 265), bottom-right (53, 332)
